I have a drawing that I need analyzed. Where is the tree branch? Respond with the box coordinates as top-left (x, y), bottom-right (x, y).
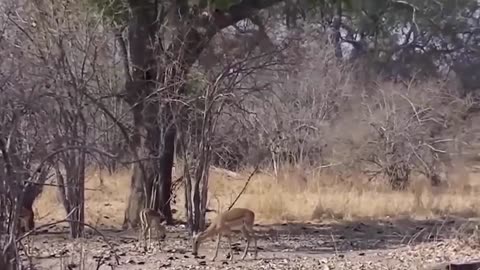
top-left (213, 0), bottom-right (284, 29)
top-left (227, 164), bottom-right (260, 211)
top-left (114, 27), bottom-right (132, 82)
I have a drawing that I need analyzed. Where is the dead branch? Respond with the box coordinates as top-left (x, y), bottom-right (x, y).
top-left (227, 163), bottom-right (260, 211)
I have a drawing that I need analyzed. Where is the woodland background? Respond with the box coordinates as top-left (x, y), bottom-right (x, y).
top-left (1, 0), bottom-right (480, 267)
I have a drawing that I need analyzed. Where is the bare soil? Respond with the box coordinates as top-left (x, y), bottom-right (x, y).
top-left (21, 217), bottom-right (480, 270)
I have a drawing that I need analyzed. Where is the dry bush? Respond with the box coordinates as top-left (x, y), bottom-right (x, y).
top-left (35, 167), bottom-right (131, 227)
top-left (213, 32), bottom-right (355, 172)
top-left (10, 12), bottom-right (480, 231)
top-left (210, 26), bottom-right (477, 192)
top-left (2, 0), bottom-right (479, 246)
top-left (348, 80), bottom-right (469, 189)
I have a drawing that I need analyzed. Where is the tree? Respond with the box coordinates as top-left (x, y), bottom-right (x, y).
top-left (88, 0), bottom-right (478, 228)
top-left (0, 0), bottom-right (129, 241)
top-left (87, 0), bottom-right (288, 229)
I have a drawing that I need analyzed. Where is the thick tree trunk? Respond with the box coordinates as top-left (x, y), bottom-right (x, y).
top-left (157, 124), bottom-right (175, 219)
top-left (123, 123), bottom-right (175, 228)
top-left (121, 0), bottom-right (285, 230)
top-left (122, 0), bottom-right (175, 227)
top-left (20, 166), bottom-right (50, 231)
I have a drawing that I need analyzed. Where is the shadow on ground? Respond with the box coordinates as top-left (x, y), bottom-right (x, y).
top-left (252, 216), bottom-right (478, 254)
top-left (30, 216), bottom-right (478, 259)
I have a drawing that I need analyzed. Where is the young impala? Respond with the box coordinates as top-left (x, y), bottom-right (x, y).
top-left (192, 208), bottom-right (258, 261)
top-left (139, 208), bottom-right (167, 249)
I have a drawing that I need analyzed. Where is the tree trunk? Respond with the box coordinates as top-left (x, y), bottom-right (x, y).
top-left (285, 0), bottom-right (297, 29)
top-left (55, 150), bottom-right (86, 238)
top-left (121, 0), bottom-right (286, 229)
top-left (4, 137), bottom-right (50, 232)
top-left (21, 166), bottom-right (50, 231)
top-left (157, 123), bottom-right (175, 220)
top-left (332, 0), bottom-right (343, 58)
top-left (122, 0), bottom-right (174, 228)
top-left (182, 145), bottom-right (211, 234)
top-left (123, 123), bottom-right (175, 228)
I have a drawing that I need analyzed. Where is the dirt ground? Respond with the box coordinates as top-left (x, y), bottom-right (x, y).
top-left (23, 167), bottom-right (480, 269)
top-left (20, 217), bottom-right (480, 270)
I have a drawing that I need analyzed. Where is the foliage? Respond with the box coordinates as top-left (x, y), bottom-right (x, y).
top-left (87, 0), bottom-right (128, 26)
top-left (0, 2), bottom-right (479, 267)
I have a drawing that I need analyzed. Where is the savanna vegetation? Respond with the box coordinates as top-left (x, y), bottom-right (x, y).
top-left (1, 0), bottom-right (479, 268)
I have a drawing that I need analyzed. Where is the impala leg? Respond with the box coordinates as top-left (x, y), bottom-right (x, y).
top-left (252, 230), bottom-right (258, 259)
top-left (227, 234), bottom-right (234, 261)
top-left (139, 214), bottom-right (145, 247)
top-left (142, 224), bottom-right (148, 249)
top-left (145, 226), bottom-right (149, 249)
top-left (157, 226), bottom-right (165, 249)
top-left (212, 233), bottom-right (221, 261)
top-left (240, 227), bottom-right (251, 260)
top-left (138, 225), bottom-right (143, 245)
top-left (148, 227), bottom-right (152, 250)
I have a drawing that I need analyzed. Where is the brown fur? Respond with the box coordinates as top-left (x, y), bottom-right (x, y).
top-left (139, 208), bottom-right (167, 248)
top-left (192, 208), bottom-right (258, 261)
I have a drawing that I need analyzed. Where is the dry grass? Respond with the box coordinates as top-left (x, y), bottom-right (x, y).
top-left (33, 165), bottom-right (480, 227)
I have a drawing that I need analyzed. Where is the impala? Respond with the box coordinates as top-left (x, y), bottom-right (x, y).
top-left (192, 208), bottom-right (258, 261)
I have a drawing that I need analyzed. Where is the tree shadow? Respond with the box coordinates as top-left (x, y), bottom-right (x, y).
top-left (251, 216), bottom-right (477, 254)
top-left (31, 215), bottom-right (478, 257)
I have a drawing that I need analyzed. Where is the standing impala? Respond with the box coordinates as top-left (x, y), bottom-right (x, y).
top-left (192, 208), bottom-right (258, 261)
top-left (139, 208), bottom-right (167, 249)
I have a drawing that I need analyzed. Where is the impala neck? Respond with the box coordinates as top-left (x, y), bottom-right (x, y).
top-left (196, 226), bottom-right (216, 243)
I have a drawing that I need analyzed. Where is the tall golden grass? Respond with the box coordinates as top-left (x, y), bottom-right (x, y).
top-left (33, 165), bottom-right (480, 227)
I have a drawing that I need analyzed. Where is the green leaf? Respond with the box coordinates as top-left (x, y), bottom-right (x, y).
top-left (87, 0), bottom-right (128, 26)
